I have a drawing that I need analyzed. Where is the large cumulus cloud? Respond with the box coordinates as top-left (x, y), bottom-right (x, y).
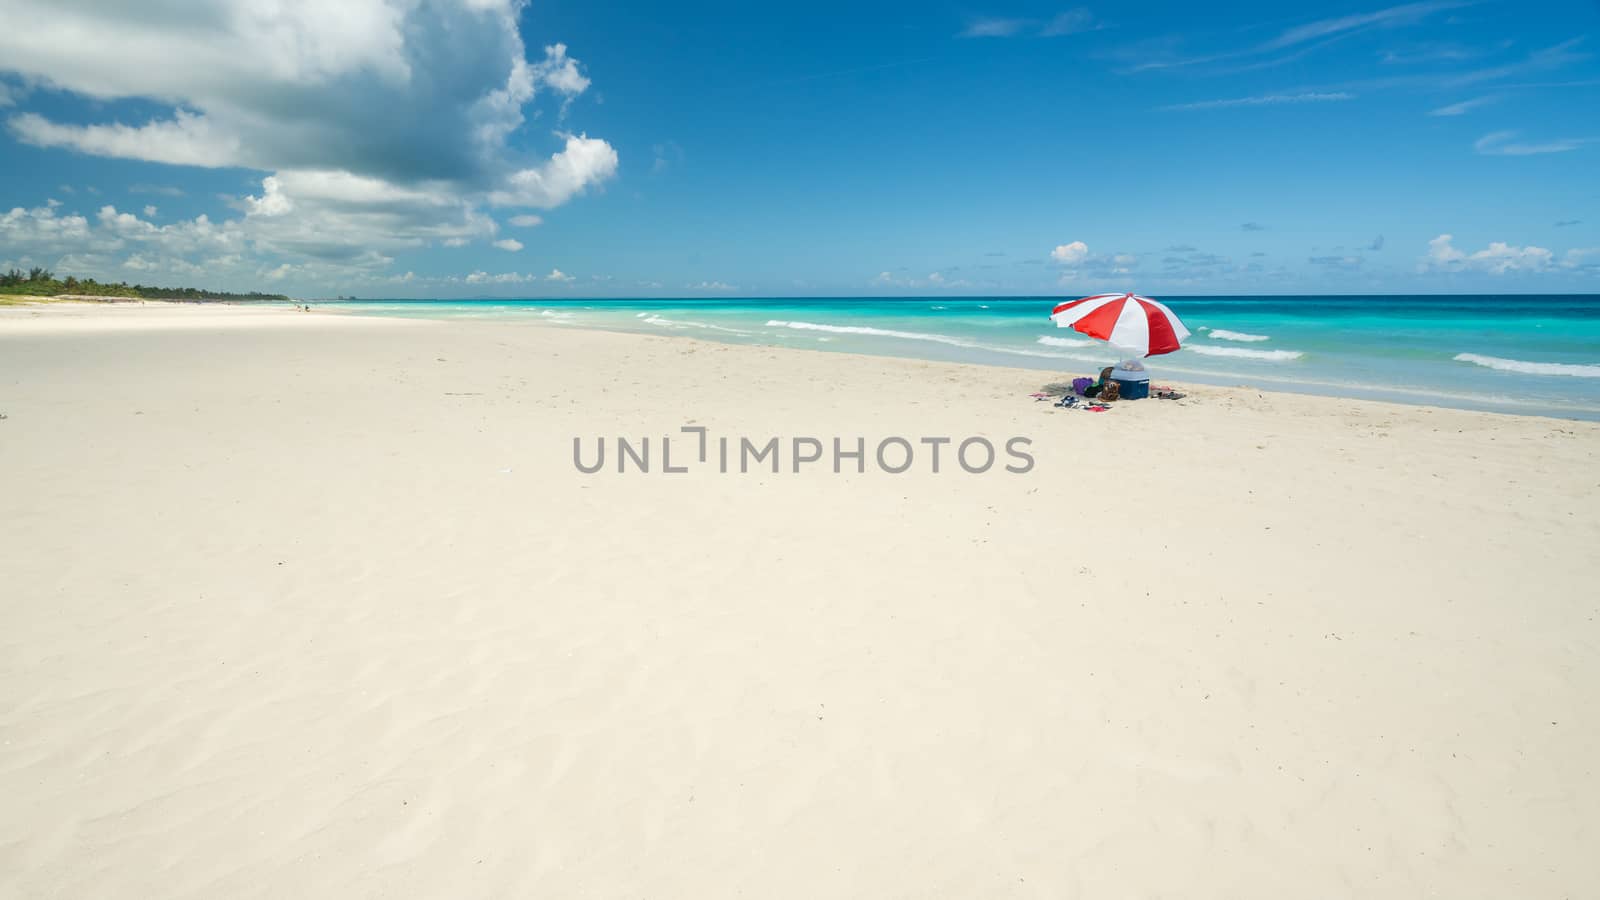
top-left (0, 0), bottom-right (618, 279)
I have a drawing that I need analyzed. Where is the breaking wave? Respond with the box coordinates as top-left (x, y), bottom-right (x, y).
top-left (1036, 335), bottom-right (1098, 348)
top-left (1453, 353), bottom-right (1600, 377)
top-left (765, 320), bottom-right (1101, 361)
top-left (1207, 329), bottom-right (1271, 343)
top-left (639, 314), bottom-right (753, 335)
top-left (1187, 345), bottom-right (1304, 361)
top-left (765, 319), bottom-right (976, 347)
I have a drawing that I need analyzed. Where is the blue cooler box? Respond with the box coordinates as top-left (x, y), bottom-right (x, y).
top-left (1113, 378), bottom-right (1150, 399)
top-left (1111, 361), bottom-right (1150, 399)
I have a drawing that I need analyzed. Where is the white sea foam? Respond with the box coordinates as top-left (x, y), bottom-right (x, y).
top-left (642, 314), bottom-right (752, 335)
top-left (1187, 345), bottom-right (1304, 361)
top-left (765, 320), bottom-right (1102, 362)
top-left (1037, 335), bottom-right (1097, 349)
top-left (765, 319), bottom-right (977, 347)
top-left (1453, 353), bottom-right (1600, 377)
top-left (1207, 328), bottom-right (1271, 343)
top-left (985, 343), bottom-right (1105, 361)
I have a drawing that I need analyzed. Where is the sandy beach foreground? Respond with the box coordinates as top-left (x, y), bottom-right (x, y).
top-left (2, 302), bottom-right (1597, 898)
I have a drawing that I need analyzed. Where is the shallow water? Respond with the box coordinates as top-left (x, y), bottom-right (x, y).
top-left (320, 295), bottom-right (1600, 420)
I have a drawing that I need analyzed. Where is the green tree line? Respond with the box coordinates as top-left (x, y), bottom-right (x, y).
top-left (0, 268), bottom-right (290, 301)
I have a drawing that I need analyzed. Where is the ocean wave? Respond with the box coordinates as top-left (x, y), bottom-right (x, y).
top-left (766, 319), bottom-right (977, 347)
top-left (1187, 345), bottom-right (1304, 361)
top-left (766, 320), bottom-right (1103, 362)
top-left (980, 342), bottom-right (1107, 361)
top-left (1453, 353), bottom-right (1600, 378)
top-left (641, 314), bottom-right (753, 335)
top-left (1037, 335), bottom-right (1097, 349)
top-left (1207, 328), bottom-right (1270, 343)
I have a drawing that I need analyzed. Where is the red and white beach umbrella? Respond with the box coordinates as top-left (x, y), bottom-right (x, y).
top-left (1050, 292), bottom-right (1191, 357)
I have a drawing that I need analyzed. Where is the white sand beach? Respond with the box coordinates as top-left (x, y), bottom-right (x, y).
top-left (2, 301), bottom-right (1598, 898)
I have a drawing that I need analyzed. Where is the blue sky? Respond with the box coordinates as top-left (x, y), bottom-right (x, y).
top-left (1, 0), bottom-right (1597, 297)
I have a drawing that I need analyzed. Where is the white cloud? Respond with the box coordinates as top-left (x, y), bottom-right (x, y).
top-left (1422, 234), bottom-right (1553, 273)
top-left (651, 140), bottom-right (684, 175)
top-left (466, 270), bottom-right (534, 285)
top-left (1051, 241), bottom-right (1090, 264)
top-left (686, 280), bottom-right (736, 291)
top-left (961, 9), bottom-right (1099, 38)
top-left (1261, 1), bottom-right (1458, 52)
top-left (1443, 37), bottom-right (1589, 88)
top-left (5, 171), bottom-right (489, 282)
top-left (1466, 243), bottom-right (1554, 272)
top-left (239, 172), bottom-right (495, 260)
top-left (489, 134), bottom-right (620, 208)
top-left (1425, 234), bottom-right (1466, 267)
top-left (960, 18), bottom-right (1029, 38)
top-left (0, 2), bottom-right (455, 175)
top-left (1474, 130), bottom-right (1590, 156)
top-left (10, 109), bottom-right (243, 168)
top-left (508, 214), bottom-right (544, 227)
top-left (451, 265), bottom-right (582, 286)
top-left (142, 205), bottom-right (158, 218)
top-left (3, 204), bottom-right (258, 284)
top-left (1048, 241), bottom-right (1145, 281)
top-left (493, 238), bottom-right (524, 252)
top-left (0, 204), bottom-right (92, 254)
top-left (531, 44), bottom-right (591, 96)
top-left (1162, 92), bottom-right (1355, 112)
top-left (96, 205), bottom-right (246, 258)
top-left (1427, 95), bottom-right (1498, 116)
top-left (1041, 9), bottom-right (1097, 37)
top-left (245, 177), bottom-right (294, 217)
top-left (869, 270), bottom-right (972, 289)
top-left (0, 0), bottom-right (617, 279)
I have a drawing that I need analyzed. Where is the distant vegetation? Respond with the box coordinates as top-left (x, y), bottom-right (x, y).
top-left (0, 268), bottom-right (290, 302)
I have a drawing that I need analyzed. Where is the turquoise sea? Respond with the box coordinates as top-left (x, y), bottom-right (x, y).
top-left (323, 295), bottom-right (1600, 420)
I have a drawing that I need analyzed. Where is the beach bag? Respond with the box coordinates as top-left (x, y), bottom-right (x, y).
top-left (1071, 377), bottom-right (1092, 396)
